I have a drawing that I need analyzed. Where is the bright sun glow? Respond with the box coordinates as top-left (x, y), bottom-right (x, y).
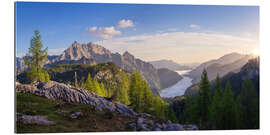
top-left (252, 49), bottom-right (260, 56)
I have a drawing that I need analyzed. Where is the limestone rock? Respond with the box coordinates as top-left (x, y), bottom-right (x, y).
top-left (17, 113), bottom-right (56, 125)
top-left (70, 112), bottom-right (82, 119)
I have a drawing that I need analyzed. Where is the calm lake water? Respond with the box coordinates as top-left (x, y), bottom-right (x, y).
top-left (160, 70), bottom-right (193, 98)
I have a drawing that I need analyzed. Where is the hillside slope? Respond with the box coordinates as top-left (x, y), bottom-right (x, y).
top-left (150, 60), bottom-right (192, 70)
top-left (16, 81), bottom-right (197, 133)
top-left (188, 52), bottom-right (252, 84)
top-left (184, 57), bottom-right (259, 97)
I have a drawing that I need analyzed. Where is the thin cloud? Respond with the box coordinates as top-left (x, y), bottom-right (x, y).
top-left (89, 26), bottom-right (121, 39)
top-left (95, 31), bottom-right (258, 63)
top-left (167, 28), bottom-right (178, 32)
top-left (189, 24), bottom-right (200, 29)
top-left (117, 19), bottom-right (134, 28)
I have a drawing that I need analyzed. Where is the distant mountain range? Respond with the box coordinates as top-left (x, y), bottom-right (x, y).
top-left (16, 41), bottom-right (182, 93)
top-left (149, 60), bottom-right (198, 71)
top-left (185, 57), bottom-right (259, 97)
top-left (188, 52), bottom-right (253, 84)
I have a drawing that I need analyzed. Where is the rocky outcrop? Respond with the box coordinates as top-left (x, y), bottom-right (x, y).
top-left (16, 81), bottom-right (137, 117)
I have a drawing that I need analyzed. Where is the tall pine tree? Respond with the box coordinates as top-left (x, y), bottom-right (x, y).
top-left (221, 81), bottom-right (237, 129)
top-left (85, 73), bottom-right (94, 91)
top-left (198, 69), bottom-right (211, 128)
top-left (115, 72), bottom-right (130, 105)
top-left (24, 30), bottom-right (49, 82)
top-left (209, 75), bottom-right (223, 129)
top-left (241, 76), bottom-right (259, 129)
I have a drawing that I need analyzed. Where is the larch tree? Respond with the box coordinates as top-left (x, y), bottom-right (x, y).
top-left (85, 73), bottom-right (94, 91)
top-left (93, 79), bottom-right (104, 96)
top-left (24, 30), bottom-right (49, 82)
top-left (116, 72), bottom-right (130, 105)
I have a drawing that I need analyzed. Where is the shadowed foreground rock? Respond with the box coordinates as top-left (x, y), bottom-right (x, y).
top-left (17, 113), bottom-right (56, 125)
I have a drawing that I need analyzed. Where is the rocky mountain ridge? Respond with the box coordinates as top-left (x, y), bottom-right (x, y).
top-left (17, 41), bottom-right (182, 92)
top-left (188, 52), bottom-right (253, 84)
top-left (184, 57), bottom-right (259, 97)
top-left (150, 59), bottom-right (193, 71)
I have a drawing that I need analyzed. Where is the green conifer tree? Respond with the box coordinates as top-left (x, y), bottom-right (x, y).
top-left (198, 69), bottom-right (211, 128)
top-left (241, 76), bottom-right (259, 129)
top-left (24, 30), bottom-right (49, 82)
top-left (100, 82), bottom-right (107, 97)
top-left (221, 81), bottom-right (237, 129)
top-left (93, 79), bottom-right (104, 96)
top-left (235, 95), bottom-right (244, 129)
top-left (209, 75), bottom-right (223, 129)
top-left (85, 73), bottom-right (94, 91)
top-left (116, 73), bottom-right (130, 105)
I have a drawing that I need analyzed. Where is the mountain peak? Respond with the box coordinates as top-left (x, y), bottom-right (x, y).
top-left (123, 51), bottom-right (135, 60)
top-left (58, 42), bottom-right (112, 61)
top-left (123, 51), bottom-right (131, 55)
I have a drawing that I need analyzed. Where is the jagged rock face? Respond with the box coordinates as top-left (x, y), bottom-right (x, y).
top-left (16, 81), bottom-right (137, 117)
top-left (58, 42), bottom-right (113, 62)
top-left (16, 57), bottom-right (26, 73)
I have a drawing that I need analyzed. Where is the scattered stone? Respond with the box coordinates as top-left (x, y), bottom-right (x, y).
top-left (70, 112), bottom-right (82, 119)
top-left (162, 123), bottom-right (167, 129)
top-left (154, 127), bottom-right (161, 131)
top-left (166, 123), bottom-right (183, 131)
top-left (183, 124), bottom-right (199, 130)
top-left (155, 123), bottom-right (162, 128)
top-left (129, 122), bottom-right (136, 131)
top-left (138, 113), bottom-right (151, 118)
top-left (17, 113), bottom-right (56, 125)
top-left (137, 117), bottom-right (144, 125)
top-left (137, 123), bottom-right (150, 131)
top-left (147, 120), bottom-right (154, 126)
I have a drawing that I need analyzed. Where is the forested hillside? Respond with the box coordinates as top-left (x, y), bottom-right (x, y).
top-left (170, 57), bottom-right (259, 129)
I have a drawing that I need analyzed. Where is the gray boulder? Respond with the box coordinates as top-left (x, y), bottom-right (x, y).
top-left (165, 123), bottom-right (183, 131)
top-left (17, 113), bottom-right (56, 125)
top-left (70, 112), bottom-right (82, 119)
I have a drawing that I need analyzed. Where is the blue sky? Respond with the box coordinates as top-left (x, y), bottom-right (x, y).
top-left (16, 2), bottom-right (259, 63)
